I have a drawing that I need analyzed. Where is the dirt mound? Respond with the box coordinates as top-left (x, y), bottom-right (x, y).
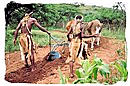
top-left (5, 37), bottom-right (125, 84)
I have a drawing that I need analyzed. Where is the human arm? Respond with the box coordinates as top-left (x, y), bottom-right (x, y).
top-left (13, 21), bottom-right (22, 45)
top-left (67, 27), bottom-right (73, 41)
top-left (33, 19), bottom-right (50, 35)
top-left (82, 34), bottom-right (99, 38)
top-left (81, 26), bottom-right (99, 38)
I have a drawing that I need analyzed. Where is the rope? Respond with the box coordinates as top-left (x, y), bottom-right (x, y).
top-left (49, 35), bottom-right (51, 52)
top-left (49, 36), bottom-right (59, 44)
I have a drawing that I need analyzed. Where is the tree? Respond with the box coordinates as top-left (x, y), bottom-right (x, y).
top-left (5, 1), bottom-right (33, 28)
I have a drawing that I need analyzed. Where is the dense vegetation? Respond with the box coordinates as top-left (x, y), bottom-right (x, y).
top-left (5, 1), bottom-right (126, 30)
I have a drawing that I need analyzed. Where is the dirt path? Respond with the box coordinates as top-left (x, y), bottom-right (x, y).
top-left (5, 37), bottom-right (125, 84)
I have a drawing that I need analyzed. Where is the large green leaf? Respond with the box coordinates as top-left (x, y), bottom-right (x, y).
top-left (86, 64), bottom-right (97, 75)
top-left (93, 67), bottom-right (98, 80)
top-left (94, 57), bottom-right (102, 65)
top-left (120, 60), bottom-right (127, 69)
top-left (114, 60), bottom-right (128, 81)
top-left (114, 63), bottom-right (123, 76)
top-left (75, 68), bottom-right (85, 78)
top-left (101, 64), bottom-right (110, 73)
top-left (98, 63), bottom-right (110, 78)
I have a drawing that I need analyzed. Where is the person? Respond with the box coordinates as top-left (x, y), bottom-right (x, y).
top-left (66, 15), bottom-right (99, 78)
top-left (13, 12), bottom-right (51, 68)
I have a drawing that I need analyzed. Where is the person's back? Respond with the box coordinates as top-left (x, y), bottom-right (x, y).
top-left (20, 18), bottom-right (35, 34)
top-left (13, 12), bottom-right (50, 69)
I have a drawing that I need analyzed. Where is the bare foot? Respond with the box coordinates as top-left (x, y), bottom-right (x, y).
top-left (31, 65), bottom-right (36, 72)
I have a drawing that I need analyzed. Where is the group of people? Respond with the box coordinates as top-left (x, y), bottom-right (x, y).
top-left (13, 12), bottom-right (100, 77)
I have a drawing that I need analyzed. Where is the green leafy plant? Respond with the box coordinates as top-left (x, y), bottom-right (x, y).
top-left (58, 56), bottom-right (127, 84)
top-left (113, 60), bottom-right (128, 81)
top-left (73, 56), bottom-right (110, 84)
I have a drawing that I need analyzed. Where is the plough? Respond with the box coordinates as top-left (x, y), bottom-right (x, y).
top-left (46, 35), bottom-right (69, 61)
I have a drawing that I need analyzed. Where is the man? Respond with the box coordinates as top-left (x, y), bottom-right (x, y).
top-left (66, 15), bottom-right (99, 78)
top-left (13, 12), bottom-right (50, 68)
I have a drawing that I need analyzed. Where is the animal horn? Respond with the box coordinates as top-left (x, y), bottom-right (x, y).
top-left (74, 15), bottom-right (78, 20)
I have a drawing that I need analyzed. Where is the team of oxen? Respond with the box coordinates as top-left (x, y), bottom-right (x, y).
top-left (65, 15), bottom-right (103, 77)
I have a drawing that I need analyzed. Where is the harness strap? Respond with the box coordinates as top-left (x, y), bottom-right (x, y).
top-left (21, 14), bottom-right (32, 35)
top-left (26, 21), bottom-right (32, 35)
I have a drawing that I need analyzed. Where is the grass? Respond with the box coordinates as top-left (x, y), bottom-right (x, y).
top-left (32, 29), bottom-right (67, 46)
top-left (102, 28), bottom-right (125, 41)
top-left (5, 28), bottom-right (67, 52)
top-left (5, 30), bottom-right (19, 52)
top-left (5, 27), bottom-right (125, 52)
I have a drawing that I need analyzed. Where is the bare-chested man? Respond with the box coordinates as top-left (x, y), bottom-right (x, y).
top-left (66, 15), bottom-right (99, 78)
top-left (13, 12), bottom-right (50, 68)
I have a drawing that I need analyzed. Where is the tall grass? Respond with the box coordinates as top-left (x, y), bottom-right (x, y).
top-left (102, 28), bottom-right (125, 41)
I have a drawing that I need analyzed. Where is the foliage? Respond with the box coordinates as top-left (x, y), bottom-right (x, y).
top-left (83, 6), bottom-right (125, 22)
top-left (39, 4), bottom-right (78, 27)
top-left (58, 55), bottom-right (128, 84)
top-left (79, 5), bottom-right (126, 30)
top-left (72, 57), bottom-right (128, 84)
top-left (113, 60), bottom-right (128, 81)
top-left (73, 56), bottom-right (110, 84)
top-left (5, 2), bottom-right (126, 30)
top-left (5, 2), bottom-right (79, 28)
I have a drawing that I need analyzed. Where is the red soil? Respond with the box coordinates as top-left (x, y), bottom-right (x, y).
top-left (5, 37), bottom-right (126, 84)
